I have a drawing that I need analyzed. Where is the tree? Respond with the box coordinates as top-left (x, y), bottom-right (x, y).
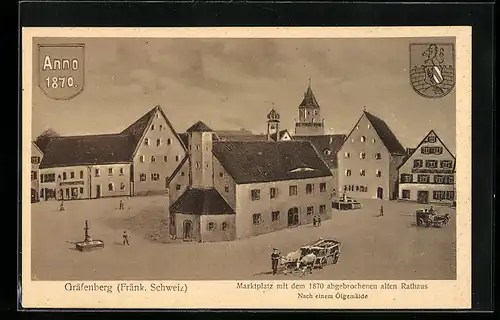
top-left (35, 128), bottom-right (60, 152)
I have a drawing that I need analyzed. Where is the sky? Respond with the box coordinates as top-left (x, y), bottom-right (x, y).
top-left (31, 37), bottom-right (456, 153)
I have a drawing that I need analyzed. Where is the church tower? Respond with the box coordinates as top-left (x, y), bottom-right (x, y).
top-left (266, 108), bottom-right (280, 141)
top-left (294, 80), bottom-right (325, 136)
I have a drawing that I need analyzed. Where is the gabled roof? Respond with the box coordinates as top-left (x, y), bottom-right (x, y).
top-left (299, 85), bottom-right (320, 108)
top-left (186, 121), bottom-right (213, 133)
top-left (270, 129), bottom-right (291, 142)
top-left (39, 134), bottom-right (136, 169)
top-left (166, 154), bottom-right (190, 186)
top-left (363, 111), bottom-right (406, 155)
top-left (397, 130), bottom-right (456, 170)
top-left (212, 141), bottom-right (333, 184)
top-left (170, 187), bottom-right (235, 215)
top-left (293, 134), bottom-right (347, 169)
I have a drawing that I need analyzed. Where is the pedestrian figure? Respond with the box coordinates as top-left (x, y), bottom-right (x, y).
top-left (313, 215), bottom-right (317, 227)
top-left (429, 206), bottom-right (435, 215)
top-left (119, 200), bottom-right (124, 210)
top-left (122, 231), bottom-right (130, 245)
top-left (317, 215), bottom-right (322, 226)
top-left (379, 205), bottom-right (384, 217)
top-left (271, 248), bottom-right (281, 275)
top-left (59, 200), bottom-right (65, 211)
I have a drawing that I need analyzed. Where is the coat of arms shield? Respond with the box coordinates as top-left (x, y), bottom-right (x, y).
top-left (409, 43), bottom-right (455, 99)
top-left (38, 44), bottom-right (85, 100)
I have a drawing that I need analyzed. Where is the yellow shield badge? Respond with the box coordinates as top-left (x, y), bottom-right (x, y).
top-left (38, 44), bottom-right (85, 100)
top-left (409, 43), bottom-right (455, 99)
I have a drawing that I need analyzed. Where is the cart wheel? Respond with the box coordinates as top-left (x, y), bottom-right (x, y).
top-left (417, 218), bottom-right (424, 227)
top-left (332, 252), bottom-right (340, 264)
top-left (321, 259), bottom-right (327, 268)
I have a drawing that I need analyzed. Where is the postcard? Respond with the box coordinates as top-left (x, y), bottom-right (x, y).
top-left (21, 27), bottom-right (472, 309)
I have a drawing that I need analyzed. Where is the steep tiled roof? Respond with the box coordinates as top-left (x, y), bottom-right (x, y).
top-left (170, 187), bottom-right (235, 215)
top-left (178, 133), bottom-right (190, 147)
top-left (299, 85), bottom-right (320, 108)
top-left (214, 134), bottom-right (268, 141)
top-left (120, 106), bottom-right (157, 146)
top-left (212, 141), bottom-right (332, 184)
top-left (39, 134), bottom-right (136, 169)
top-left (364, 111), bottom-right (406, 155)
top-left (294, 134), bottom-right (346, 169)
top-left (186, 121), bottom-right (213, 133)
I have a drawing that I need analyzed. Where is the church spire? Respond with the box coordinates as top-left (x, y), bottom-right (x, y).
top-left (299, 80), bottom-right (320, 108)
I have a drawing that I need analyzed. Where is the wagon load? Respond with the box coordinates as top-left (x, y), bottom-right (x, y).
top-left (415, 209), bottom-right (451, 228)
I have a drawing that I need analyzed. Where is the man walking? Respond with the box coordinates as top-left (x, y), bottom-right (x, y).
top-left (271, 248), bottom-right (281, 275)
top-left (379, 205), bottom-right (384, 217)
top-left (313, 215), bottom-right (317, 227)
top-left (122, 231), bottom-right (130, 245)
top-left (317, 215), bottom-right (322, 226)
top-left (119, 200), bottom-right (124, 210)
top-left (59, 200), bottom-right (65, 211)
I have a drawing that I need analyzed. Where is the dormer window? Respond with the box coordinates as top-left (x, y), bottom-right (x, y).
top-left (324, 149), bottom-right (332, 155)
top-left (428, 136), bottom-right (436, 143)
top-left (344, 152), bottom-right (350, 159)
top-left (144, 138), bottom-right (149, 146)
top-left (167, 138), bottom-right (172, 145)
top-left (360, 152), bottom-right (366, 159)
top-left (360, 136), bottom-right (366, 142)
top-left (156, 139), bottom-right (161, 146)
top-left (151, 124), bottom-right (155, 130)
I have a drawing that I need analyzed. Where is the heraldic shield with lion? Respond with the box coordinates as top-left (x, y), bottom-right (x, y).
top-left (409, 43), bottom-right (455, 99)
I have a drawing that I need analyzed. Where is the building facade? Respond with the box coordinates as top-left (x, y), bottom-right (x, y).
top-left (397, 130), bottom-right (456, 204)
top-left (168, 121), bottom-right (334, 242)
top-left (31, 142), bottom-right (44, 202)
top-left (38, 105), bottom-right (187, 201)
top-left (337, 110), bottom-right (406, 200)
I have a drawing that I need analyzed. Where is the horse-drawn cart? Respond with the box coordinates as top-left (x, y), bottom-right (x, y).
top-left (416, 209), bottom-right (451, 228)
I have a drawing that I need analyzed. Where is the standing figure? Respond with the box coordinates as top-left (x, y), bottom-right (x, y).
top-left (59, 200), bottom-right (65, 211)
top-left (119, 200), bottom-right (124, 210)
top-left (379, 205), bottom-right (384, 217)
top-left (317, 215), bottom-right (322, 226)
top-left (122, 231), bottom-right (130, 245)
top-left (271, 248), bottom-right (281, 275)
top-left (312, 215), bottom-right (317, 227)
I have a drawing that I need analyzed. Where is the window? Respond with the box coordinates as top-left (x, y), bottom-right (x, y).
top-left (31, 171), bottom-right (37, 181)
top-left (413, 160), bottom-right (423, 168)
top-left (151, 156), bottom-right (156, 163)
top-left (163, 156), bottom-right (168, 162)
top-left (151, 173), bottom-right (160, 181)
top-left (207, 222), bottom-right (215, 231)
top-left (195, 162), bottom-right (201, 169)
top-left (344, 152), bottom-right (350, 159)
top-left (62, 172), bottom-right (67, 180)
top-left (368, 124), bottom-right (371, 129)
top-left (221, 222), bottom-right (228, 231)
top-left (144, 138), bottom-right (149, 146)
top-left (272, 211), bottom-right (280, 222)
top-left (151, 124), bottom-right (155, 130)
top-left (219, 172), bottom-right (224, 178)
top-left (434, 175), bottom-right (444, 184)
top-left (360, 152), bottom-right (366, 159)
top-left (159, 125), bottom-right (163, 130)
top-left (140, 173), bottom-right (147, 182)
top-left (306, 183), bottom-right (314, 194)
top-left (270, 187), bottom-right (277, 199)
top-left (175, 155), bottom-right (180, 162)
top-left (432, 147), bottom-right (443, 154)
top-left (205, 163), bottom-right (209, 169)
top-left (445, 191), bottom-right (455, 200)
top-left (376, 169), bottom-right (382, 177)
top-left (70, 172), bottom-right (75, 179)
top-left (360, 169), bottom-right (366, 176)
top-left (319, 205), bottom-right (326, 214)
top-left (252, 214), bottom-right (262, 225)
top-left (417, 174), bottom-right (430, 183)
top-left (108, 183), bottom-right (114, 191)
top-left (80, 171), bottom-right (84, 179)
top-left (324, 149), bottom-right (332, 155)
top-left (307, 206), bottom-right (314, 215)
top-left (400, 174), bottom-right (413, 183)
top-left (372, 138), bottom-right (376, 144)
top-left (156, 139), bottom-right (161, 146)
top-left (108, 168), bottom-right (113, 176)
top-left (181, 172), bottom-right (185, 176)
top-left (41, 173), bottom-right (55, 183)
top-left (320, 183), bottom-right (327, 192)
top-left (176, 184), bottom-right (181, 190)
top-left (375, 153), bottom-right (382, 160)
top-left (444, 175), bottom-right (454, 184)
top-left (225, 186), bottom-right (229, 193)
top-left (428, 136), bottom-right (436, 143)
top-left (356, 125), bottom-right (359, 130)
top-left (433, 191), bottom-right (445, 200)
top-left (425, 160), bottom-right (438, 168)
top-left (140, 155), bottom-right (145, 163)
top-left (120, 183), bottom-right (126, 191)
top-left (251, 189), bottom-right (260, 201)
top-left (289, 185), bottom-right (298, 196)
top-left (167, 138), bottom-right (172, 145)
top-left (345, 170), bottom-right (351, 176)
top-left (79, 187), bottom-right (84, 194)
top-left (119, 168), bottom-right (124, 176)
top-left (360, 136), bottom-right (366, 142)
top-left (402, 190), bottom-right (411, 199)
top-left (31, 156), bottom-right (40, 164)
top-left (440, 160), bottom-right (453, 169)
top-left (196, 144), bottom-right (200, 151)
top-left (421, 147), bottom-right (430, 154)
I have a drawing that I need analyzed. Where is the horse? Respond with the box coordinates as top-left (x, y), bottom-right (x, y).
top-left (298, 253), bottom-right (316, 277)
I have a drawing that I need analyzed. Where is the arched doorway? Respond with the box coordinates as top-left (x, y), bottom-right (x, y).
top-left (31, 188), bottom-right (38, 203)
top-left (287, 207), bottom-right (299, 227)
top-left (377, 187), bottom-right (384, 199)
top-left (183, 220), bottom-right (193, 241)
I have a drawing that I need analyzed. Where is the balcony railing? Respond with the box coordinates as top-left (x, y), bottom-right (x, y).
top-left (411, 168), bottom-right (454, 174)
top-left (295, 122), bottom-right (325, 128)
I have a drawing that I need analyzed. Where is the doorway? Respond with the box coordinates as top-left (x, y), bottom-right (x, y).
top-left (377, 187), bottom-right (384, 199)
top-left (96, 185), bottom-right (102, 198)
top-left (287, 207), bottom-right (299, 227)
top-left (183, 220), bottom-right (193, 241)
top-left (417, 191), bottom-right (429, 204)
top-left (31, 189), bottom-right (38, 203)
